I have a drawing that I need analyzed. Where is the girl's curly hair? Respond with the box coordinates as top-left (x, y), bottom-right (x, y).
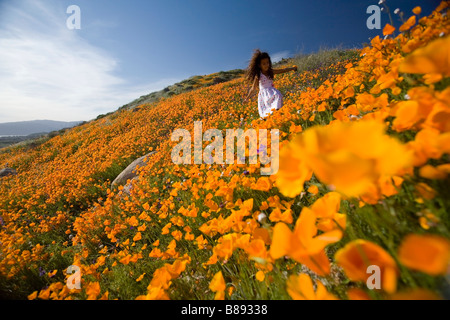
top-left (245, 49), bottom-right (274, 84)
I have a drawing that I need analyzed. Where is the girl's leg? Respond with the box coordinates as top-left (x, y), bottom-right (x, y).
top-left (276, 91), bottom-right (283, 110)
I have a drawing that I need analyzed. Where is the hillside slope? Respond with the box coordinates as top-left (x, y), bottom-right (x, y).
top-left (0, 1), bottom-right (449, 300)
top-left (118, 69), bottom-right (246, 111)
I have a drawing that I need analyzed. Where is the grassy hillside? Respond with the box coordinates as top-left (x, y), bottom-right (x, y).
top-left (0, 2), bottom-right (449, 300)
top-left (118, 69), bottom-right (246, 111)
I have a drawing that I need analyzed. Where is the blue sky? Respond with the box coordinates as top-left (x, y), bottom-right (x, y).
top-left (0, 0), bottom-right (442, 123)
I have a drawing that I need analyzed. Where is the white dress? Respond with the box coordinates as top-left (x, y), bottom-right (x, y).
top-left (258, 72), bottom-right (283, 119)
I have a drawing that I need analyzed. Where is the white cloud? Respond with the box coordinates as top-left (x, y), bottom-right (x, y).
top-left (271, 50), bottom-right (291, 63)
top-left (0, 0), bottom-right (178, 123)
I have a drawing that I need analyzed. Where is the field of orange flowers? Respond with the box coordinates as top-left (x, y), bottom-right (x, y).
top-left (0, 1), bottom-right (449, 300)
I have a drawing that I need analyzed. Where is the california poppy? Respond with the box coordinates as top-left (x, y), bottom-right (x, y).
top-left (310, 192), bottom-right (346, 233)
top-left (399, 15), bottom-right (416, 32)
top-left (399, 36), bottom-right (450, 76)
top-left (335, 239), bottom-right (398, 294)
top-left (209, 271), bottom-right (226, 300)
top-left (270, 207), bottom-right (342, 275)
top-left (286, 273), bottom-right (338, 300)
top-left (383, 23), bottom-right (396, 36)
top-left (398, 234), bottom-right (450, 275)
top-left (277, 120), bottom-right (412, 198)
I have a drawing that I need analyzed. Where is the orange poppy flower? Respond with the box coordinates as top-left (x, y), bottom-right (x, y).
top-left (335, 239), bottom-right (398, 294)
top-left (399, 15), bottom-right (416, 32)
top-left (136, 273), bottom-right (146, 282)
top-left (126, 216), bottom-right (139, 227)
top-left (171, 230), bottom-right (183, 241)
top-left (435, 1), bottom-right (449, 12)
top-left (28, 291), bottom-right (38, 300)
top-left (269, 207), bottom-right (293, 224)
top-left (307, 185), bottom-right (319, 195)
top-left (310, 192), bottom-right (346, 233)
top-left (280, 120), bottom-right (412, 198)
top-left (133, 232), bottom-right (142, 242)
top-left (210, 233), bottom-right (248, 261)
top-left (270, 207), bottom-right (342, 275)
top-left (389, 288), bottom-right (441, 300)
top-left (412, 6), bottom-right (422, 15)
top-left (149, 248), bottom-right (163, 258)
top-left (358, 174), bottom-right (405, 204)
top-left (166, 257), bottom-right (190, 278)
top-left (419, 165), bottom-right (448, 179)
top-left (347, 288), bottom-right (371, 300)
top-left (37, 287), bottom-right (51, 300)
top-left (383, 23), bottom-right (396, 36)
top-left (379, 175), bottom-right (404, 197)
top-left (423, 100), bottom-right (450, 133)
top-left (286, 273), bottom-right (338, 300)
top-left (399, 35), bottom-right (450, 77)
top-left (398, 234), bottom-right (450, 275)
top-left (86, 282), bottom-right (101, 300)
top-left (242, 238), bottom-right (269, 261)
top-left (135, 286), bottom-right (170, 300)
top-left (255, 270), bottom-right (265, 282)
top-left (275, 137), bottom-right (313, 198)
top-left (209, 271), bottom-right (226, 300)
top-left (355, 92), bottom-right (389, 113)
top-left (195, 234), bottom-right (208, 249)
top-left (149, 267), bottom-right (172, 290)
top-left (251, 176), bottom-right (272, 192)
top-left (406, 128), bottom-right (450, 166)
top-left (161, 222), bottom-right (172, 235)
top-left (391, 100), bottom-right (424, 132)
top-left (423, 73), bottom-right (443, 84)
top-left (415, 182), bottom-right (437, 200)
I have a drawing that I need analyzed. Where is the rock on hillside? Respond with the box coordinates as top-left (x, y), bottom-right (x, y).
top-left (111, 151), bottom-right (158, 193)
top-left (0, 168), bottom-right (17, 178)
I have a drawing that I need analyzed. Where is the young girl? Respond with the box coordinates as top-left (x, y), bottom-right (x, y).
top-left (244, 49), bottom-right (297, 120)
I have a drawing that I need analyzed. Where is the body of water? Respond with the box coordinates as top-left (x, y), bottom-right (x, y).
top-left (0, 135), bottom-right (26, 138)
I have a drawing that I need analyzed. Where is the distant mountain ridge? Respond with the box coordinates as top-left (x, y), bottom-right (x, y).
top-left (0, 120), bottom-right (83, 136)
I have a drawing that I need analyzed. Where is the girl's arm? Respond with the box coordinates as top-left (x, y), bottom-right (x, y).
top-left (273, 66), bottom-right (297, 74)
top-left (244, 77), bottom-right (259, 102)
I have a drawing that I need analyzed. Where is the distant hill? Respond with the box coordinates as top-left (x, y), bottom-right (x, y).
top-left (0, 132), bottom-right (50, 149)
top-left (0, 120), bottom-right (83, 136)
